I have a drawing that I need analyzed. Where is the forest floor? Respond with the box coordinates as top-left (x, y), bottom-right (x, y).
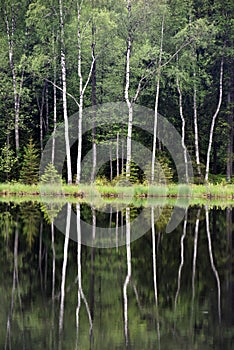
top-left (0, 182), bottom-right (234, 200)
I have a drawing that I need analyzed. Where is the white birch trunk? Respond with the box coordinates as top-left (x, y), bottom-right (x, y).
top-left (125, 31), bottom-right (132, 179)
top-left (76, 2), bottom-right (95, 184)
top-left (5, 10), bottom-right (23, 155)
top-left (193, 70), bottom-right (201, 178)
top-left (176, 73), bottom-right (189, 183)
top-left (59, 0), bottom-right (72, 184)
top-left (52, 31), bottom-right (57, 165)
top-left (151, 15), bottom-right (164, 184)
top-left (205, 57), bottom-right (224, 182)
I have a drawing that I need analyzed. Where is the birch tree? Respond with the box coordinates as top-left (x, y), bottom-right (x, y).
top-left (59, 0), bottom-right (72, 184)
top-left (75, 0), bottom-right (95, 184)
top-left (205, 56), bottom-right (224, 182)
top-left (3, 1), bottom-right (26, 156)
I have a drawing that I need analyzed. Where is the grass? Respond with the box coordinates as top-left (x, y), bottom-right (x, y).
top-left (0, 182), bottom-right (234, 200)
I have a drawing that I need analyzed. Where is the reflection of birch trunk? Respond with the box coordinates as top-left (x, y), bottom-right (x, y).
top-left (205, 206), bottom-right (221, 323)
top-left (39, 218), bottom-right (43, 291)
top-left (59, 203), bottom-right (71, 335)
top-left (151, 207), bottom-right (161, 350)
top-left (123, 207), bottom-right (131, 346)
top-left (192, 209), bottom-right (200, 299)
top-left (76, 203), bottom-right (92, 350)
top-left (116, 208), bottom-right (119, 251)
top-left (190, 209), bottom-right (200, 342)
top-left (175, 210), bottom-right (187, 308)
top-left (51, 221), bottom-right (56, 350)
top-left (5, 219), bottom-right (25, 349)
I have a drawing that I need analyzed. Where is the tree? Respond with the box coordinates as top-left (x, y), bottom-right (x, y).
top-left (0, 144), bottom-right (17, 182)
top-left (20, 138), bottom-right (39, 184)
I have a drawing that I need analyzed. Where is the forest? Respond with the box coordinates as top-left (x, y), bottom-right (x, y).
top-left (0, 0), bottom-right (233, 187)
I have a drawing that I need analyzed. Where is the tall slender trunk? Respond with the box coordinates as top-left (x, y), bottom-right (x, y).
top-left (125, 0), bottom-right (132, 179)
top-left (91, 3), bottom-right (97, 183)
top-left (205, 57), bottom-right (224, 182)
top-left (226, 72), bottom-right (234, 181)
top-left (59, 0), bottom-right (72, 184)
top-left (151, 15), bottom-right (164, 184)
top-left (52, 30), bottom-right (57, 165)
top-left (176, 72), bottom-right (189, 183)
top-left (4, 9), bottom-right (24, 155)
top-left (116, 132), bottom-right (119, 177)
top-left (76, 2), bottom-right (95, 184)
top-left (110, 144), bottom-right (113, 181)
top-left (193, 70), bottom-right (201, 179)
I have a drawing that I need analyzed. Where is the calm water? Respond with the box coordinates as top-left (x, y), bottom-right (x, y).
top-left (0, 201), bottom-right (233, 349)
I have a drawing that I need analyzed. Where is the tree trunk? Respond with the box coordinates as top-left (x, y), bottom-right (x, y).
top-left (76, 2), bottom-right (95, 184)
top-left (176, 72), bottom-right (189, 183)
top-left (52, 30), bottom-right (57, 165)
top-left (4, 9), bottom-right (24, 156)
top-left (59, 0), bottom-right (72, 184)
top-left (125, 0), bottom-right (132, 179)
top-left (116, 132), bottom-right (119, 177)
top-left (205, 56), bottom-right (224, 182)
top-left (193, 70), bottom-right (201, 179)
top-left (151, 15), bottom-right (164, 184)
top-left (91, 6), bottom-right (97, 183)
top-left (226, 71), bottom-right (234, 181)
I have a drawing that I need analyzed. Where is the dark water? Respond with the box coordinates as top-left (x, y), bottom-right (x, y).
top-left (0, 201), bottom-right (233, 349)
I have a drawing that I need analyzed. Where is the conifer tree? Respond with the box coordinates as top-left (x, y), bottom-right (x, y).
top-left (20, 138), bottom-right (39, 184)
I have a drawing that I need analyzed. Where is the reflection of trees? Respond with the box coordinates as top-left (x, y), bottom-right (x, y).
top-left (76, 203), bottom-right (93, 349)
top-left (59, 203), bottom-right (71, 341)
top-left (205, 206), bottom-right (222, 323)
top-left (123, 207), bottom-right (131, 346)
top-left (175, 210), bottom-right (188, 308)
top-left (5, 216), bottom-right (25, 349)
top-left (151, 206), bottom-right (161, 350)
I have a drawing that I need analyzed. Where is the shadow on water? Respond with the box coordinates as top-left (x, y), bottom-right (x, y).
top-left (0, 199), bottom-right (234, 349)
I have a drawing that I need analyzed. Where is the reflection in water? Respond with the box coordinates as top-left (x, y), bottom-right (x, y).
top-left (190, 209), bottom-right (200, 343)
top-left (1, 202), bottom-right (234, 349)
top-left (175, 209), bottom-right (188, 308)
top-left (151, 207), bottom-right (161, 350)
top-left (76, 203), bottom-right (93, 350)
top-left (205, 206), bottom-right (222, 323)
top-left (123, 207), bottom-right (131, 346)
top-left (59, 203), bottom-right (71, 339)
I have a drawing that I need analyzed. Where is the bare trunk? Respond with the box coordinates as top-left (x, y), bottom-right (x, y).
top-left (151, 15), bottom-right (164, 184)
top-left (110, 144), bottom-right (113, 181)
top-left (91, 10), bottom-right (97, 184)
top-left (5, 10), bottom-right (24, 155)
top-left (116, 132), bottom-right (119, 177)
top-left (193, 70), bottom-right (201, 179)
top-left (226, 73), bottom-right (234, 181)
top-left (205, 57), bottom-right (224, 182)
top-left (59, 0), bottom-right (72, 184)
top-left (52, 31), bottom-right (57, 165)
top-left (125, 32), bottom-right (132, 179)
top-left (76, 3), bottom-right (95, 184)
top-left (176, 73), bottom-right (189, 183)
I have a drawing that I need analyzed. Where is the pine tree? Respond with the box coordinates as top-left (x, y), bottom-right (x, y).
top-left (20, 138), bottom-right (39, 184)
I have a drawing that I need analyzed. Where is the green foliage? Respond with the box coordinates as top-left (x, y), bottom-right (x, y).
top-left (19, 138), bottom-right (39, 185)
top-left (40, 162), bottom-right (62, 185)
top-left (0, 144), bottom-right (17, 182)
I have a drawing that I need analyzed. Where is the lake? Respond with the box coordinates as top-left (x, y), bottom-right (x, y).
top-left (0, 200), bottom-right (233, 349)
